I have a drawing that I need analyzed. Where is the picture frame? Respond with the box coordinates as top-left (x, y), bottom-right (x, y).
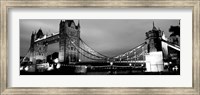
top-left (0, 0), bottom-right (199, 95)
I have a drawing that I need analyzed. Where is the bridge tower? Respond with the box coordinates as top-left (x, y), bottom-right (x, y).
top-left (145, 22), bottom-right (164, 72)
top-left (146, 22), bottom-right (162, 53)
top-left (59, 20), bottom-right (80, 64)
top-left (30, 29), bottom-right (48, 64)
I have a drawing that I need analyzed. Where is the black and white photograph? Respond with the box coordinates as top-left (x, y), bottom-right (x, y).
top-left (20, 19), bottom-right (180, 75)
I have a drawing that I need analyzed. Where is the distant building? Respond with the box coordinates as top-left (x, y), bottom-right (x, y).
top-left (167, 24), bottom-right (180, 72)
top-left (168, 25), bottom-right (180, 46)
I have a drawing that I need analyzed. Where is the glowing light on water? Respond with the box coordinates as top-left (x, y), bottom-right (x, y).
top-left (110, 62), bottom-right (113, 66)
top-left (54, 58), bottom-right (59, 63)
top-left (56, 63), bottom-right (61, 69)
top-left (20, 67), bottom-right (23, 70)
top-left (164, 62), bottom-right (168, 66)
top-left (47, 65), bottom-right (53, 71)
top-left (24, 66), bottom-right (29, 71)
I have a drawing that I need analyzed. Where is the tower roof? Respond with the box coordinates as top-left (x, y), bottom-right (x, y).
top-left (77, 20), bottom-right (80, 27)
top-left (152, 21), bottom-right (157, 30)
top-left (60, 20), bottom-right (63, 24)
top-left (65, 20), bottom-right (75, 27)
top-left (36, 28), bottom-right (44, 39)
top-left (76, 20), bottom-right (80, 29)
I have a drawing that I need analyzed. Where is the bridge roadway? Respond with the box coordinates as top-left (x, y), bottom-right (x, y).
top-left (67, 61), bottom-right (145, 66)
top-left (59, 61), bottom-right (146, 72)
top-left (34, 33), bottom-right (59, 44)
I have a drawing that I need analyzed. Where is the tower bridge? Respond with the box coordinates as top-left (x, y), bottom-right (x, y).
top-left (21, 20), bottom-right (180, 73)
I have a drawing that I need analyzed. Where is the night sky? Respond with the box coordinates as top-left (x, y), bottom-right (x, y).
top-left (20, 19), bottom-right (179, 57)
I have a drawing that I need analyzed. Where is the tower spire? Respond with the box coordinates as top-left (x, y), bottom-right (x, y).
top-left (77, 20), bottom-right (80, 29)
top-left (153, 21), bottom-right (155, 27)
top-left (60, 20), bottom-right (63, 25)
top-left (152, 21), bottom-right (157, 30)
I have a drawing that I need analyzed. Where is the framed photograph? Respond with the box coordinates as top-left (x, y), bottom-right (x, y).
top-left (1, 0), bottom-right (199, 95)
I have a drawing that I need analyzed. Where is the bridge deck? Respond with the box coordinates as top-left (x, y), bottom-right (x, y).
top-left (68, 61), bottom-right (145, 66)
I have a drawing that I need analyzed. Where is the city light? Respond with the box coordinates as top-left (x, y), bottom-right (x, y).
top-left (110, 62), bottom-right (113, 66)
top-left (47, 65), bottom-right (53, 71)
top-left (164, 62), bottom-right (169, 66)
top-left (56, 63), bottom-right (61, 69)
top-left (20, 67), bottom-right (23, 71)
top-left (172, 66), bottom-right (178, 71)
top-left (54, 58), bottom-right (59, 63)
top-left (24, 66), bottom-right (29, 71)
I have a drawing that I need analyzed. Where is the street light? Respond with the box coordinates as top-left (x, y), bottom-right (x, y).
top-left (56, 63), bottom-right (61, 69)
top-left (20, 67), bottom-right (23, 71)
top-left (110, 62), bottom-right (113, 75)
top-left (24, 66), bottom-right (29, 71)
top-left (54, 58), bottom-right (59, 63)
top-left (53, 58), bottom-right (60, 69)
top-left (129, 63), bottom-right (132, 74)
top-left (110, 62), bottom-right (113, 66)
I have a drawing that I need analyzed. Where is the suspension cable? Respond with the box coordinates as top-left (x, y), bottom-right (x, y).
top-left (71, 40), bottom-right (106, 61)
top-left (112, 42), bottom-right (147, 58)
top-left (79, 37), bottom-right (108, 58)
top-left (67, 35), bottom-right (107, 61)
top-left (20, 48), bottom-right (31, 64)
top-left (65, 33), bottom-right (107, 59)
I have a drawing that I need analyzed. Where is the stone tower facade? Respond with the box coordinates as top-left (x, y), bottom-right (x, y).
top-left (29, 32), bottom-right (35, 62)
top-left (145, 22), bottom-right (164, 72)
top-left (29, 29), bottom-right (48, 64)
top-left (59, 20), bottom-right (80, 64)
